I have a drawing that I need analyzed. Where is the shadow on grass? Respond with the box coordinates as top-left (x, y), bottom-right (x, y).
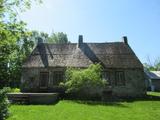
top-left (123, 95), bottom-right (160, 102)
top-left (62, 94), bottom-right (160, 108)
top-left (10, 93), bottom-right (160, 106)
top-left (28, 99), bottom-right (60, 105)
top-left (71, 100), bottom-right (128, 108)
top-left (30, 94), bottom-right (160, 106)
top-left (10, 98), bottom-right (60, 105)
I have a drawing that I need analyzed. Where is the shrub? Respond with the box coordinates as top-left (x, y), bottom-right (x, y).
top-left (9, 88), bottom-right (20, 93)
top-left (0, 87), bottom-right (10, 120)
top-left (64, 64), bottom-right (107, 100)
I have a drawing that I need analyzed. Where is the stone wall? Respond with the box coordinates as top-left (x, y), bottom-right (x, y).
top-left (107, 68), bottom-right (146, 97)
top-left (21, 67), bottom-right (65, 92)
top-left (21, 67), bottom-right (146, 97)
top-left (21, 68), bottom-right (39, 92)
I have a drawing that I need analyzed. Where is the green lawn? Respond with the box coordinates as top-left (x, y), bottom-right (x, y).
top-left (7, 92), bottom-right (160, 120)
top-left (147, 91), bottom-right (160, 96)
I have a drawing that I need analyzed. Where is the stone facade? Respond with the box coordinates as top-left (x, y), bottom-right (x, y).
top-left (21, 67), bottom-right (65, 92)
top-left (110, 69), bottom-right (145, 97)
top-left (21, 36), bottom-right (146, 97)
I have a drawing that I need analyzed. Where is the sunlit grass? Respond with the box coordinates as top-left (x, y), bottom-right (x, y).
top-left (7, 98), bottom-right (160, 120)
top-left (147, 91), bottom-right (160, 97)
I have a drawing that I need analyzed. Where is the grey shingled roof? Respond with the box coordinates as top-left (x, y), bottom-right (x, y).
top-left (22, 42), bottom-right (143, 68)
top-left (145, 71), bottom-right (160, 80)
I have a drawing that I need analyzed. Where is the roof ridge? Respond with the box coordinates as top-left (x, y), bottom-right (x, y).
top-left (41, 42), bottom-right (124, 45)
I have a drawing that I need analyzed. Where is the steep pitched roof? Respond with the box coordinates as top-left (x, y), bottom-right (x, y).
top-left (22, 42), bottom-right (143, 68)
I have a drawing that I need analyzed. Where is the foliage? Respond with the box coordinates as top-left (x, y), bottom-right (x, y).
top-left (48, 32), bottom-right (70, 43)
top-left (28, 30), bottom-right (49, 46)
top-left (0, 0), bottom-right (69, 88)
top-left (0, 21), bottom-right (28, 88)
top-left (144, 57), bottom-right (160, 71)
top-left (7, 100), bottom-right (160, 120)
top-left (63, 64), bottom-right (107, 99)
top-left (8, 88), bottom-right (20, 93)
top-left (0, 0), bottom-right (42, 88)
top-left (25, 31), bottom-right (69, 45)
top-left (0, 87), bottom-right (10, 120)
top-left (0, 0), bottom-right (42, 21)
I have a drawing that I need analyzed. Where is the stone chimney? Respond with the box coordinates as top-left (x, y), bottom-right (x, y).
top-left (37, 37), bottom-right (43, 44)
top-left (78, 35), bottom-right (83, 48)
top-left (122, 36), bottom-right (128, 45)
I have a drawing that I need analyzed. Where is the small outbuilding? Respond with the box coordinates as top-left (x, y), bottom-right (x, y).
top-left (145, 71), bottom-right (160, 91)
top-left (21, 35), bottom-right (146, 97)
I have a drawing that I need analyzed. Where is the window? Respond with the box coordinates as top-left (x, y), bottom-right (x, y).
top-left (102, 71), bottom-right (111, 85)
top-left (115, 71), bottom-right (125, 86)
top-left (40, 72), bottom-right (49, 88)
top-left (53, 71), bottom-right (64, 85)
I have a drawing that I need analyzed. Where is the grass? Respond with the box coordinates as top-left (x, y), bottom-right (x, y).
top-left (7, 92), bottom-right (160, 120)
top-left (147, 91), bottom-right (160, 96)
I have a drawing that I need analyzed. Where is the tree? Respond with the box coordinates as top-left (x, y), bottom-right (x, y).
top-left (29, 30), bottom-right (49, 45)
top-left (48, 32), bottom-right (69, 43)
top-left (0, 0), bottom-right (42, 88)
top-left (63, 64), bottom-right (107, 100)
top-left (0, 88), bottom-right (10, 120)
top-left (154, 58), bottom-right (160, 70)
top-left (144, 57), bottom-right (160, 71)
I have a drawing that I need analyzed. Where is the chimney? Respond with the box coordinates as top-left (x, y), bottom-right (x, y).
top-left (37, 37), bottom-right (43, 44)
top-left (122, 36), bottom-right (128, 45)
top-left (78, 35), bottom-right (83, 48)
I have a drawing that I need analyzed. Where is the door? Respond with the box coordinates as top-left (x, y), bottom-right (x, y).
top-left (40, 72), bottom-right (49, 88)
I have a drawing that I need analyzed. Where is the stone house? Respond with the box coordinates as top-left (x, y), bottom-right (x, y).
top-left (145, 71), bottom-right (160, 91)
top-left (21, 35), bottom-right (146, 97)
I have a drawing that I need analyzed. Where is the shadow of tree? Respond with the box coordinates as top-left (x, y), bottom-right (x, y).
top-left (71, 100), bottom-right (128, 108)
top-left (62, 94), bottom-right (160, 108)
top-left (123, 95), bottom-right (160, 102)
top-left (26, 99), bottom-right (60, 105)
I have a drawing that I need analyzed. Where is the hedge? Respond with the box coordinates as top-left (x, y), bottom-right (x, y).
top-left (0, 88), bottom-right (10, 120)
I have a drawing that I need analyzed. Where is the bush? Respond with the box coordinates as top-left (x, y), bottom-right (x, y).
top-left (64, 64), bottom-right (107, 100)
top-left (9, 88), bottom-right (20, 93)
top-left (0, 87), bottom-right (10, 120)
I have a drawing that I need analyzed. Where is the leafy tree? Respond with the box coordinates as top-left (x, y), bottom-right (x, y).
top-left (144, 57), bottom-right (160, 71)
top-left (25, 31), bottom-right (69, 45)
top-left (0, 87), bottom-right (10, 120)
top-left (63, 64), bottom-right (107, 100)
top-left (48, 32), bottom-right (69, 43)
top-left (29, 30), bottom-right (49, 45)
top-left (0, 0), bottom-right (42, 88)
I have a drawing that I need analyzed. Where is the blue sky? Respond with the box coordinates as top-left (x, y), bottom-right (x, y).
top-left (19, 0), bottom-right (160, 64)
